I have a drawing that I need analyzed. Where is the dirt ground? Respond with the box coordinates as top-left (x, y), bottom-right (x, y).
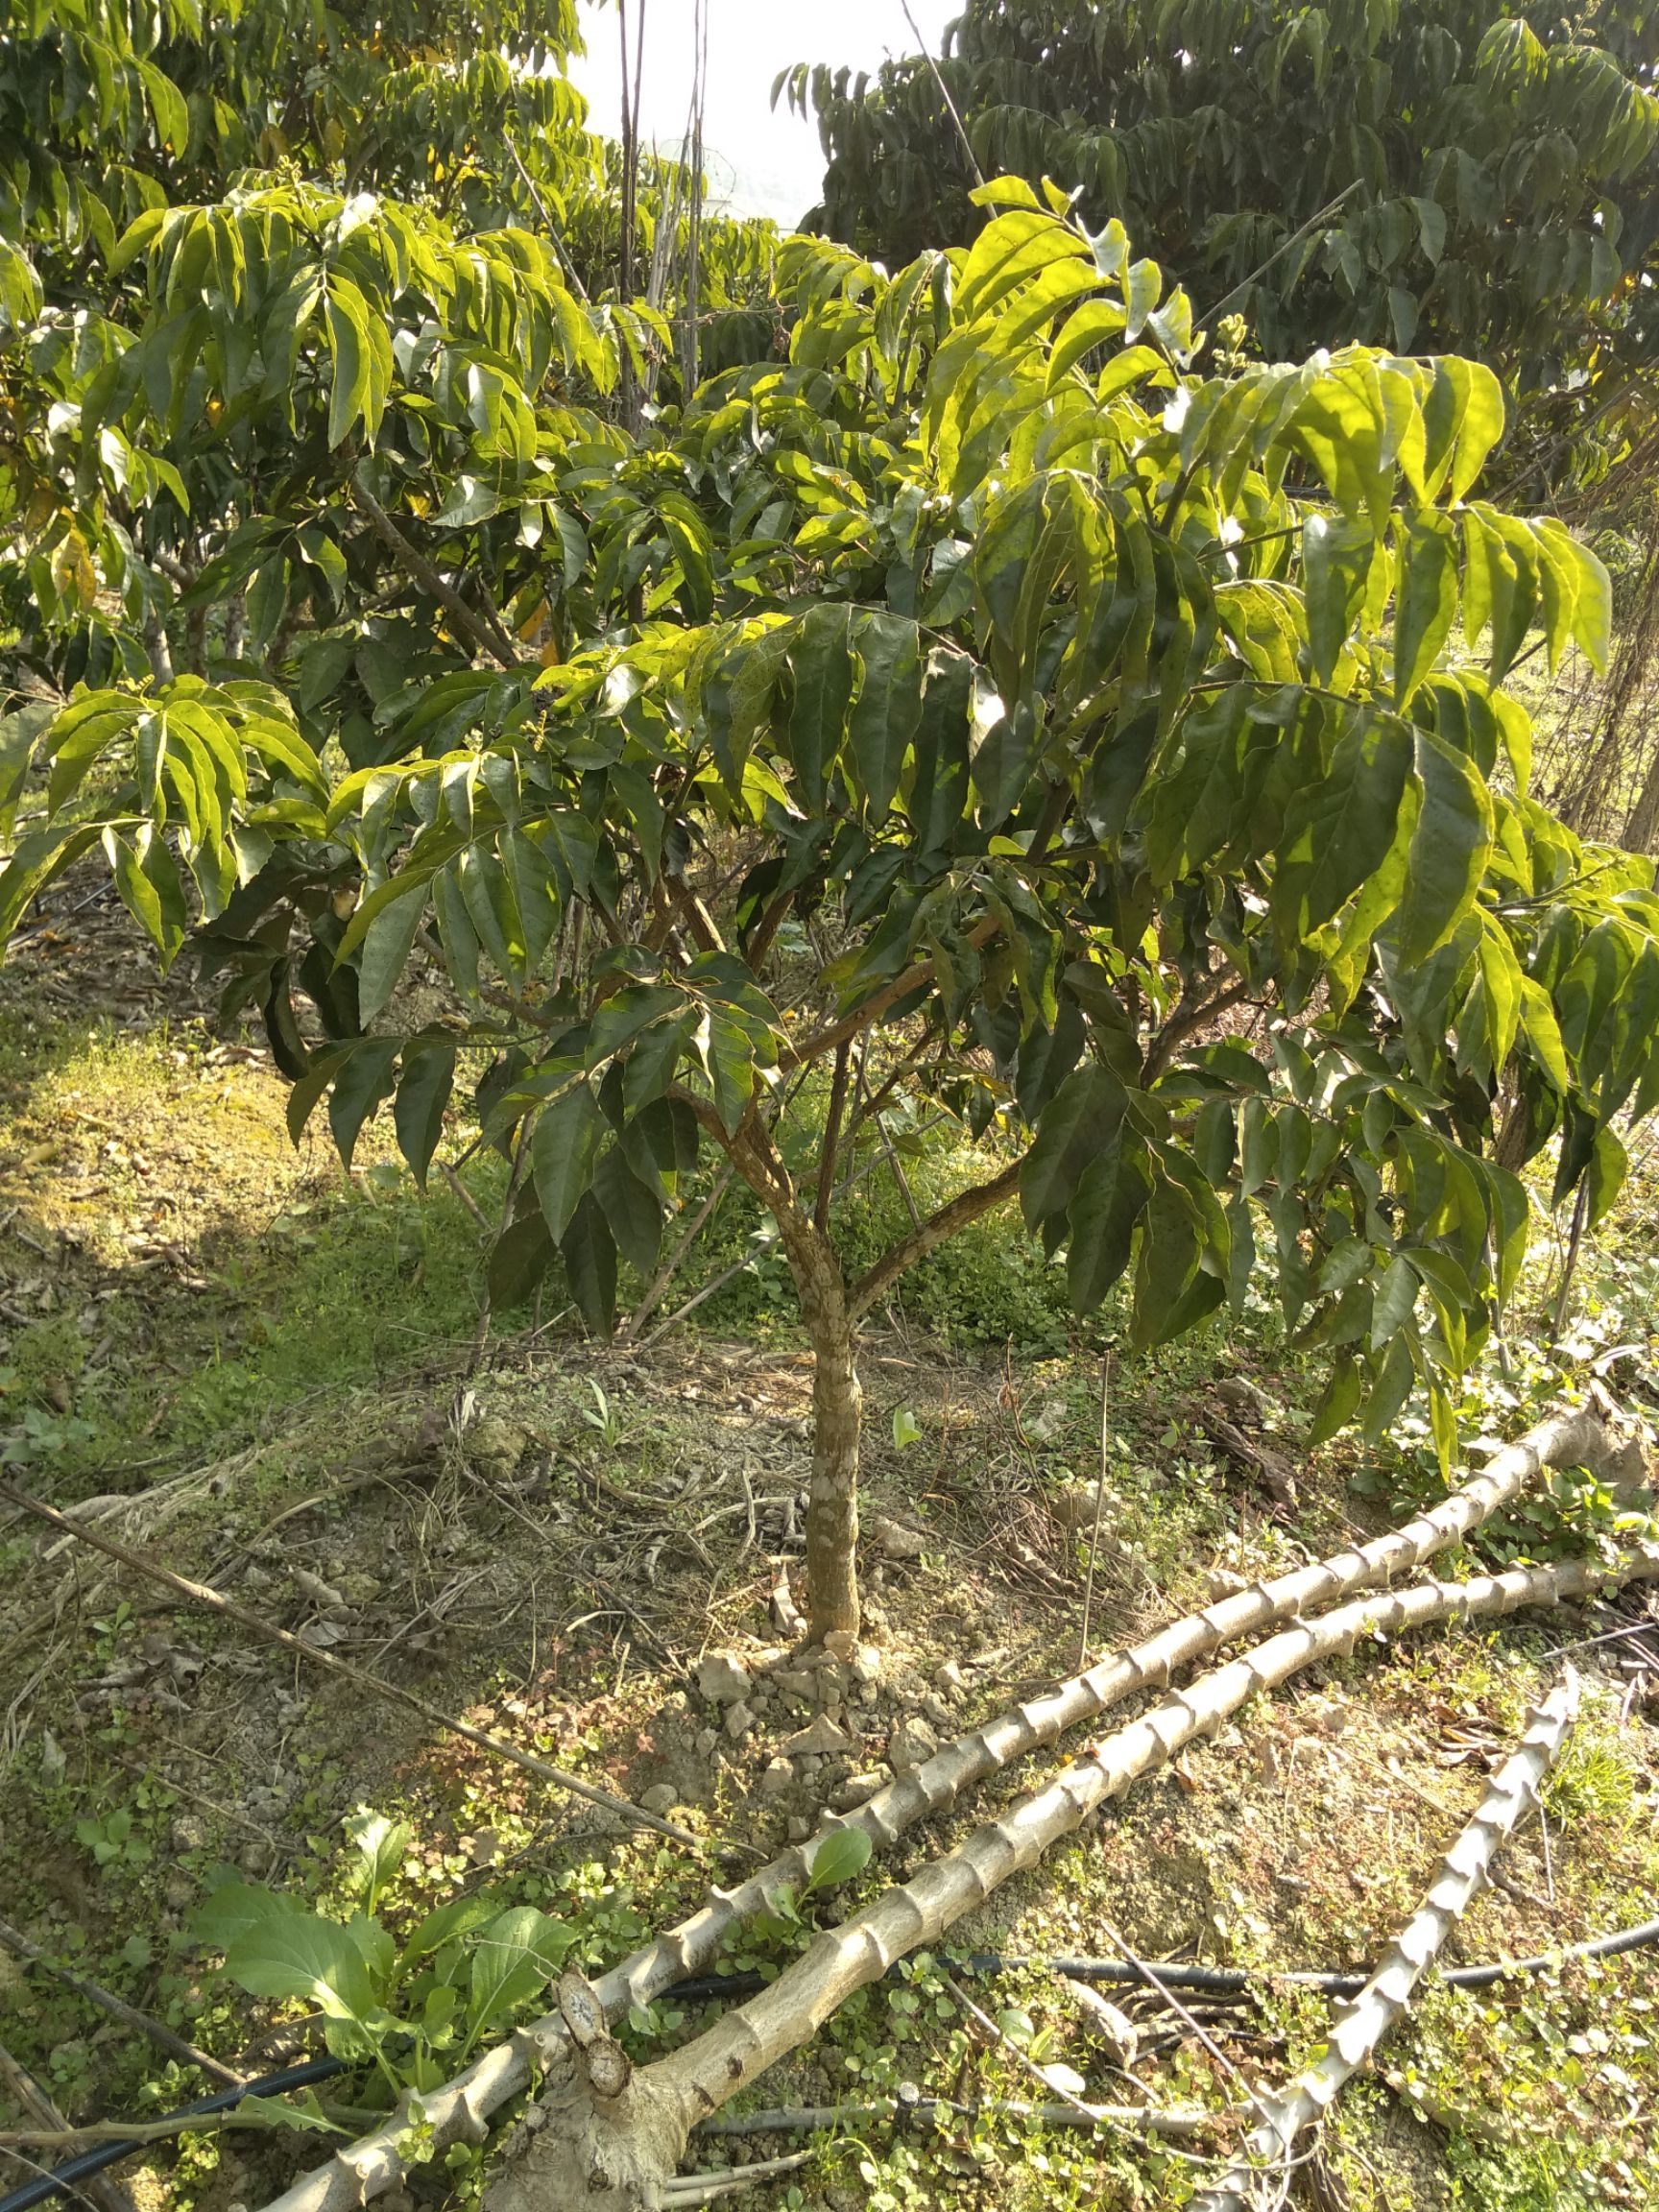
top-left (4, 878), bottom-right (1659, 2212)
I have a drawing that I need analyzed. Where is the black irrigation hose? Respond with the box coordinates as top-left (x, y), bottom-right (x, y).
top-left (0, 2057), bottom-right (346, 2212)
top-left (664, 1912), bottom-right (1659, 2005)
top-left (7, 1914), bottom-right (1658, 2212)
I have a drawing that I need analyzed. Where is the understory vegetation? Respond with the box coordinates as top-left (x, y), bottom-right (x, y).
top-left (5, 3), bottom-right (1659, 2209)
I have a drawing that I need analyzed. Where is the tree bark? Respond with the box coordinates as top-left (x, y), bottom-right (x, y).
top-left (795, 1243), bottom-right (862, 1641)
top-left (687, 1095), bottom-right (867, 1643)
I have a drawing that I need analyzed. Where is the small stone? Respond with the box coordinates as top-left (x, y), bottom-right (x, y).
top-left (799, 1755), bottom-right (824, 1780)
top-left (934, 1660), bottom-right (967, 1697)
top-left (919, 1694), bottom-right (953, 1731)
top-left (781, 1713), bottom-right (856, 1757)
top-left (775, 1669), bottom-right (815, 1695)
top-left (758, 1758), bottom-right (794, 1797)
top-left (873, 1515), bottom-right (926, 1560)
top-left (695, 1727), bottom-right (718, 1758)
top-left (1048, 1479), bottom-right (1118, 1530)
top-left (786, 1815), bottom-right (814, 1843)
top-left (1068, 1983), bottom-right (1141, 2070)
top-left (854, 1681), bottom-right (878, 1706)
top-left (724, 1701), bottom-right (756, 1741)
top-left (639, 1785), bottom-right (681, 1815)
top-left (696, 1652), bottom-right (753, 1705)
top-left (1205, 1568), bottom-right (1249, 1601)
top-left (852, 1646), bottom-right (882, 1685)
top-left (822, 1629), bottom-right (858, 1662)
top-left (832, 1770), bottom-right (886, 1811)
top-left (163, 1874), bottom-right (193, 1911)
top-left (886, 1718), bottom-right (938, 1773)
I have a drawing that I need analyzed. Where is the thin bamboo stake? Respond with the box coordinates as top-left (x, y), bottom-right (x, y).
top-left (255, 1412), bottom-right (1624, 2212)
top-left (483, 1546), bottom-right (1658, 2210)
top-left (1077, 1351), bottom-right (1113, 1669)
top-left (1189, 1672), bottom-right (1581, 2212)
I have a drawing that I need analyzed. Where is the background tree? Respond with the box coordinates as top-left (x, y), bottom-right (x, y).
top-left (784, 1), bottom-right (1659, 482)
top-left (7, 175), bottom-right (1657, 1644)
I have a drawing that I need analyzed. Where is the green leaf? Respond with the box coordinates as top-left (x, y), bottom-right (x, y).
top-left (399, 1893), bottom-right (500, 1966)
top-left (235, 2091), bottom-right (348, 2136)
top-left (1301, 515), bottom-right (1376, 686)
top-left (1392, 512), bottom-right (1457, 709)
top-left (190, 1878), bottom-right (306, 1951)
top-left (325, 287), bottom-right (368, 450)
top-left (1130, 1175), bottom-right (1203, 1348)
top-left (1066, 1134), bottom-right (1151, 1312)
top-left (1271, 708), bottom-right (1412, 942)
top-left (892, 1407), bottom-right (923, 1450)
top-left (592, 1143), bottom-right (664, 1277)
top-left (1046, 298), bottom-right (1129, 390)
top-left (392, 1044), bottom-right (454, 1190)
top-left (467, 1907), bottom-right (572, 2035)
top-left (225, 1912), bottom-right (382, 2024)
top-left (328, 1040), bottom-right (399, 1168)
top-left (847, 613), bottom-right (924, 820)
top-left (560, 1191), bottom-right (618, 1335)
top-left (1393, 731), bottom-right (1494, 964)
top-left (1022, 1065), bottom-right (1129, 1230)
top-left (488, 1209), bottom-right (556, 1310)
top-left (1369, 1255), bottom-right (1418, 1350)
top-left (805, 1826), bottom-right (874, 1894)
top-left (357, 880), bottom-right (429, 1024)
top-left (344, 1810), bottom-right (411, 1911)
top-left (1359, 1333), bottom-right (1416, 1444)
top-left (784, 604), bottom-right (854, 809)
top-left (531, 1079), bottom-right (605, 1240)
top-left (1307, 1355), bottom-right (1362, 1446)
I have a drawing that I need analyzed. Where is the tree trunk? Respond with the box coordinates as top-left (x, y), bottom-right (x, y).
top-left (794, 1244), bottom-right (862, 1642)
top-left (716, 1101), bottom-right (865, 1644)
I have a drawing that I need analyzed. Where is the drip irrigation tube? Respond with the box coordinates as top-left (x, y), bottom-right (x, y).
top-left (5, 1913), bottom-right (1655, 2212)
top-left (663, 1911), bottom-right (1659, 2004)
top-left (0, 2058), bottom-right (346, 2212)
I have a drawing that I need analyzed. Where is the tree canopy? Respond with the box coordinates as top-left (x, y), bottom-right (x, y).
top-left (7, 117), bottom-right (1658, 1629)
top-left (787, 0), bottom-right (1659, 469)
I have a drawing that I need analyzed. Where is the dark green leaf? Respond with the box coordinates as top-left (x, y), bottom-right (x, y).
top-left (531, 1080), bottom-right (605, 1240)
top-left (592, 1143), bottom-right (664, 1276)
top-left (393, 1044), bottom-right (454, 1190)
top-left (1022, 1065), bottom-right (1129, 1229)
top-left (560, 1191), bottom-right (618, 1336)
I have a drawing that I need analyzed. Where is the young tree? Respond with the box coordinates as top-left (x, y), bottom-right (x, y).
top-left (7, 177), bottom-right (1658, 1646)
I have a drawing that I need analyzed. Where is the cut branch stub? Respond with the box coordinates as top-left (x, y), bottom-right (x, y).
top-left (255, 1410), bottom-right (1623, 2212)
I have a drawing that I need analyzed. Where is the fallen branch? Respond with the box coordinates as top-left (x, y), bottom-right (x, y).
top-left (480, 1544), bottom-right (1659, 2209)
top-left (0, 1481), bottom-right (698, 1849)
top-left (253, 1408), bottom-right (1623, 2212)
top-left (1190, 1672), bottom-right (1581, 2212)
top-left (658, 2149), bottom-right (814, 2206)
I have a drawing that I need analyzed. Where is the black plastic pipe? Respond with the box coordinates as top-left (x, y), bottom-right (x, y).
top-left (0, 2056), bottom-right (346, 2212)
top-left (664, 1911), bottom-right (1659, 2003)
